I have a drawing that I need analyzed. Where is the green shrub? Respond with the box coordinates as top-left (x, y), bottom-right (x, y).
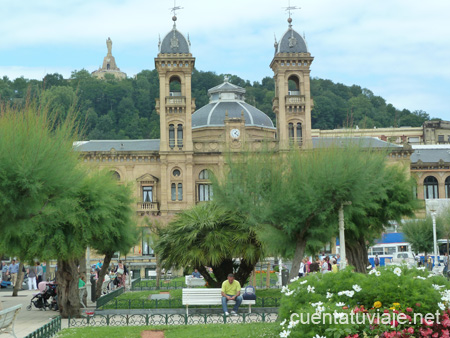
top-left (277, 266), bottom-right (450, 337)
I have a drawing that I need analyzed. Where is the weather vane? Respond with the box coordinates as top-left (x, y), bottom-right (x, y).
top-left (170, 0), bottom-right (183, 17)
top-left (284, 0), bottom-right (300, 19)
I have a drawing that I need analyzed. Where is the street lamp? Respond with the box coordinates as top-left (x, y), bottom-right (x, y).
top-left (86, 246), bottom-right (91, 303)
top-left (428, 200), bottom-right (439, 268)
top-left (339, 201), bottom-right (352, 270)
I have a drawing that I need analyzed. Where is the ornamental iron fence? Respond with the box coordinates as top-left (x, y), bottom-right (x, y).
top-left (68, 312), bottom-right (278, 327)
top-left (96, 286), bottom-right (124, 309)
top-left (98, 297), bottom-right (280, 310)
top-left (25, 316), bottom-right (61, 338)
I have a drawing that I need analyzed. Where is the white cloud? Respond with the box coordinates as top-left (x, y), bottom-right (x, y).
top-left (1, 0), bottom-right (449, 119)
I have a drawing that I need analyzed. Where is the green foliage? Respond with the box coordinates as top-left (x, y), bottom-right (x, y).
top-left (278, 267), bottom-right (450, 337)
top-left (0, 102), bottom-right (82, 259)
top-left (403, 216), bottom-right (444, 255)
top-left (0, 71), bottom-right (432, 142)
top-left (212, 143), bottom-right (416, 274)
top-left (154, 202), bottom-right (264, 286)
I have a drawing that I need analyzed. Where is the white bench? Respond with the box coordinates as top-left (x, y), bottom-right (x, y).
top-left (185, 275), bottom-right (206, 288)
top-left (182, 288), bottom-right (255, 315)
top-left (432, 265), bottom-right (445, 276)
top-left (0, 304), bottom-right (22, 338)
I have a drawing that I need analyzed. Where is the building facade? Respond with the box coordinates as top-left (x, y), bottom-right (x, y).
top-left (77, 15), bottom-right (446, 276)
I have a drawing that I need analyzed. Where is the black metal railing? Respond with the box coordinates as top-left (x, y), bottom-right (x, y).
top-left (131, 277), bottom-right (141, 289)
top-left (98, 297), bottom-right (281, 310)
top-left (25, 316), bottom-right (61, 338)
top-left (68, 312), bottom-right (278, 327)
top-left (96, 286), bottom-right (124, 309)
top-left (131, 280), bottom-right (186, 290)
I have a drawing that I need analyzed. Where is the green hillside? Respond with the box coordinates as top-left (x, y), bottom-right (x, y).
top-left (0, 69), bottom-right (431, 140)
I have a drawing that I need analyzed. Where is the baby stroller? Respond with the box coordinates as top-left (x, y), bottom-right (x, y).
top-left (27, 281), bottom-right (58, 311)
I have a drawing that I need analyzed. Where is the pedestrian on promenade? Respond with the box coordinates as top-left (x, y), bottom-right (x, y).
top-left (36, 262), bottom-right (43, 285)
top-left (27, 264), bottom-right (37, 290)
top-left (8, 260), bottom-right (19, 287)
top-left (1, 262), bottom-right (8, 281)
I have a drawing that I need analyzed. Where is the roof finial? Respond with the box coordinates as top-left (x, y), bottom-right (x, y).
top-left (284, 0), bottom-right (300, 27)
top-left (170, 0), bottom-right (183, 27)
top-left (158, 34), bottom-right (161, 52)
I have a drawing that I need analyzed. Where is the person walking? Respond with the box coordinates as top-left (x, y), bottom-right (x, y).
top-left (1, 262), bottom-right (8, 282)
top-left (36, 262), bottom-right (43, 285)
top-left (27, 264), bottom-right (37, 290)
top-left (8, 260), bottom-right (19, 287)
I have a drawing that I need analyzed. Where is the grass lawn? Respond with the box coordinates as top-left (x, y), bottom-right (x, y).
top-left (57, 323), bottom-right (279, 338)
top-left (101, 288), bottom-right (281, 309)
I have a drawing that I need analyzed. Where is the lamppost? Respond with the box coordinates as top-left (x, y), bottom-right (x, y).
top-left (428, 200), bottom-right (439, 268)
top-left (339, 201), bottom-right (352, 270)
top-left (86, 246), bottom-right (91, 303)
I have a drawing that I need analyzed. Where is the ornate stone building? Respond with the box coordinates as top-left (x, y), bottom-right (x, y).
top-left (77, 15), bottom-right (436, 276)
top-left (92, 37), bottom-right (127, 80)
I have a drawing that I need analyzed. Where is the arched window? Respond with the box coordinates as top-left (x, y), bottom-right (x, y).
top-left (169, 76), bottom-right (181, 96)
top-left (287, 75), bottom-right (300, 95)
top-left (178, 183), bottom-right (183, 201)
top-left (424, 176), bottom-right (439, 199)
top-left (111, 171), bottom-right (120, 181)
top-left (198, 169), bottom-right (213, 202)
top-left (288, 123), bottom-right (294, 141)
top-left (171, 183), bottom-right (176, 201)
top-left (446, 177), bottom-right (450, 198)
top-left (107, 64), bottom-right (110, 70)
top-left (169, 124), bottom-right (175, 148)
top-left (199, 169), bottom-right (209, 180)
top-left (177, 124), bottom-right (183, 148)
top-left (296, 123), bottom-right (302, 145)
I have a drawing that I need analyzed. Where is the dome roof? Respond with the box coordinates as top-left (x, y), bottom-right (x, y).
top-left (160, 22), bottom-right (190, 54)
top-left (276, 25), bottom-right (308, 54)
top-left (192, 78), bottom-right (274, 129)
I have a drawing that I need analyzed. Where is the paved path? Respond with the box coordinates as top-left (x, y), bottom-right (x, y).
top-left (0, 289), bottom-right (95, 337)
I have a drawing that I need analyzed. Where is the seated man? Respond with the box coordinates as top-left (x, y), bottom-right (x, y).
top-left (192, 269), bottom-right (202, 278)
top-left (221, 273), bottom-right (242, 316)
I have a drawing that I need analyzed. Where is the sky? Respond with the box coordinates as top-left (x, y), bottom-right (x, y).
top-left (1, 0), bottom-right (449, 120)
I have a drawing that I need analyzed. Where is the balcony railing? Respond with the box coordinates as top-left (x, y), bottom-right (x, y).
top-left (137, 202), bottom-right (159, 212)
top-left (285, 95), bottom-right (306, 105)
top-left (166, 96), bottom-right (186, 105)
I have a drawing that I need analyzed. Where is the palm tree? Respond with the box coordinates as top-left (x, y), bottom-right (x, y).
top-left (154, 202), bottom-right (264, 287)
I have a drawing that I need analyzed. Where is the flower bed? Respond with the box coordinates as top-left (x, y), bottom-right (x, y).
top-left (277, 266), bottom-right (450, 337)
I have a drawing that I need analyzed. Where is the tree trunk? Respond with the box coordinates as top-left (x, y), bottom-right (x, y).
top-left (289, 236), bottom-right (307, 280)
top-left (346, 236), bottom-right (369, 273)
top-left (57, 258), bottom-right (81, 318)
top-left (197, 265), bottom-right (217, 287)
top-left (234, 258), bottom-right (257, 286)
top-left (155, 254), bottom-right (161, 290)
top-left (12, 262), bottom-right (25, 297)
top-left (95, 252), bottom-right (113, 300)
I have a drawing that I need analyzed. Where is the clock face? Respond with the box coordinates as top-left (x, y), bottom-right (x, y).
top-left (230, 129), bottom-right (240, 139)
top-left (106, 58), bottom-right (111, 62)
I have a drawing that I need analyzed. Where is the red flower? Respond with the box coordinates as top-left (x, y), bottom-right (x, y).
top-left (406, 307), bottom-right (413, 312)
top-left (407, 327), bottom-right (414, 334)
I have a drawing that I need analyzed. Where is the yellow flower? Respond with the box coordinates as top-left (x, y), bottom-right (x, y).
top-left (374, 301), bottom-right (382, 308)
top-left (393, 302), bottom-right (400, 307)
top-left (390, 307), bottom-right (395, 310)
